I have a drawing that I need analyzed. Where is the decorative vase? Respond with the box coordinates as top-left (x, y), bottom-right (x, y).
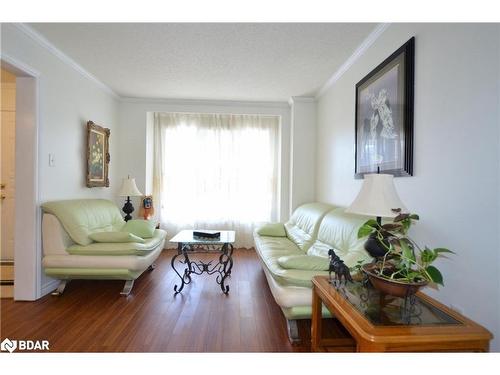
top-left (362, 264), bottom-right (428, 298)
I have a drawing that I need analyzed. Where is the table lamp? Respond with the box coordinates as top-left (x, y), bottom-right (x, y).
top-left (118, 176), bottom-right (143, 221)
top-left (345, 173), bottom-right (407, 257)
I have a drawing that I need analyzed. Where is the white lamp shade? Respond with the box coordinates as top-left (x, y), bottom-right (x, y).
top-left (345, 174), bottom-right (407, 218)
top-left (118, 177), bottom-right (143, 197)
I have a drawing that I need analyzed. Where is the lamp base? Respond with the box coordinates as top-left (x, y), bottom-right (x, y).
top-left (364, 216), bottom-right (387, 258)
top-left (364, 233), bottom-right (389, 258)
top-left (122, 196), bottom-right (134, 222)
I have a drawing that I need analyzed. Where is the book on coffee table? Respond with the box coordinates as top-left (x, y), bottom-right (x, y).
top-left (193, 230), bottom-right (221, 240)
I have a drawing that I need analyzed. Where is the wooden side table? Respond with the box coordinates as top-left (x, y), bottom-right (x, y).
top-left (311, 276), bottom-right (492, 352)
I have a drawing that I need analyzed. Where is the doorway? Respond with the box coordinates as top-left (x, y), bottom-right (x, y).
top-left (1, 56), bottom-right (40, 301)
top-left (0, 67), bottom-right (16, 298)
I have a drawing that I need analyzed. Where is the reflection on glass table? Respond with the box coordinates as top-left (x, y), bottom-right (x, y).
top-left (335, 281), bottom-right (461, 326)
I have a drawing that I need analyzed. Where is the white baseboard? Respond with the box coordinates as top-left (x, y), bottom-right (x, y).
top-left (40, 279), bottom-right (59, 297)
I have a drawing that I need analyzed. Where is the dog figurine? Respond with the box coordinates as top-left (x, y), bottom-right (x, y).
top-left (328, 249), bottom-right (353, 284)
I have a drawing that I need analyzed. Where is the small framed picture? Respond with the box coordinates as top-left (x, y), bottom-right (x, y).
top-left (86, 121), bottom-right (110, 187)
top-left (355, 37), bottom-right (414, 178)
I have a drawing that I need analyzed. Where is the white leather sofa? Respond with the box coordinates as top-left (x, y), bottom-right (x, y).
top-left (254, 202), bottom-right (372, 342)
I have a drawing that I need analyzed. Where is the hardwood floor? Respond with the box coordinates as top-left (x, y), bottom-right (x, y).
top-left (0, 249), bottom-right (317, 352)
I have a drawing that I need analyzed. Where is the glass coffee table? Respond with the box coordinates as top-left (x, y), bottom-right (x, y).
top-left (311, 276), bottom-right (492, 352)
top-left (169, 230), bottom-right (235, 295)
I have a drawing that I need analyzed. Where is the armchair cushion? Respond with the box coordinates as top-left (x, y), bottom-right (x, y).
top-left (121, 219), bottom-right (156, 238)
top-left (67, 229), bottom-right (166, 256)
top-left (89, 231), bottom-right (145, 244)
top-left (277, 255), bottom-right (329, 271)
top-left (256, 223), bottom-right (286, 237)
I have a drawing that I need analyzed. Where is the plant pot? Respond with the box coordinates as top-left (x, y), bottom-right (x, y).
top-left (362, 264), bottom-right (428, 298)
top-left (364, 233), bottom-right (390, 258)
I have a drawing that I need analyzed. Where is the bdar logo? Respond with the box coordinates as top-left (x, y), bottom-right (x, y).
top-left (0, 338), bottom-right (49, 352)
top-left (1, 338), bottom-right (17, 353)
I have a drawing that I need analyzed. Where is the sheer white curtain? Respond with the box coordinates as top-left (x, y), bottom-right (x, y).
top-left (153, 112), bottom-right (280, 248)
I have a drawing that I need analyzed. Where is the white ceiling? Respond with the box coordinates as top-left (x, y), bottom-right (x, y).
top-left (29, 23), bottom-right (377, 101)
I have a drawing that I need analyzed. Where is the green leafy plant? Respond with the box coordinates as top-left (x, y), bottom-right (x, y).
top-left (357, 210), bottom-right (454, 286)
top-left (349, 260), bottom-right (365, 273)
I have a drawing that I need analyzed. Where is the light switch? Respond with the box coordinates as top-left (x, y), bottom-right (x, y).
top-left (49, 153), bottom-right (55, 167)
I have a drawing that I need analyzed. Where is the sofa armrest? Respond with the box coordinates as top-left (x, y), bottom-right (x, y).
top-left (256, 222), bottom-right (286, 237)
top-left (42, 213), bottom-right (74, 255)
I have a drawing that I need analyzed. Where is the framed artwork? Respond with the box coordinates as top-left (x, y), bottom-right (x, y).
top-left (86, 121), bottom-right (110, 187)
top-left (355, 37), bottom-right (414, 178)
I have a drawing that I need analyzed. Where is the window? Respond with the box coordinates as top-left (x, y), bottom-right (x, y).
top-left (153, 112), bottom-right (280, 248)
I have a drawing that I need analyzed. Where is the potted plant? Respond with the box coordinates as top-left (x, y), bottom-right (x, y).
top-left (356, 210), bottom-right (454, 298)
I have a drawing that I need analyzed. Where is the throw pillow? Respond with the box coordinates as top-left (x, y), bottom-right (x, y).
top-left (89, 231), bottom-right (145, 244)
top-left (256, 223), bottom-right (286, 237)
top-left (121, 219), bottom-right (156, 238)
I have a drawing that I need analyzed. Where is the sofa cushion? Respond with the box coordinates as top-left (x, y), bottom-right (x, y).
top-left (307, 208), bottom-right (372, 267)
top-left (284, 202), bottom-right (334, 252)
top-left (89, 231), bottom-right (145, 244)
top-left (254, 235), bottom-right (303, 258)
top-left (67, 229), bottom-right (166, 256)
top-left (254, 233), bottom-right (328, 288)
top-left (122, 219), bottom-right (157, 238)
top-left (271, 268), bottom-right (330, 288)
top-left (42, 199), bottom-right (125, 246)
top-left (256, 223), bottom-right (286, 237)
top-left (278, 255), bottom-right (329, 271)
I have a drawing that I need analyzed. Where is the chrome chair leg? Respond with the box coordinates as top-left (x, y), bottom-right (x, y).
top-left (51, 280), bottom-right (68, 296)
top-left (120, 280), bottom-right (135, 296)
top-left (286, 319), bottom-right (301, 344)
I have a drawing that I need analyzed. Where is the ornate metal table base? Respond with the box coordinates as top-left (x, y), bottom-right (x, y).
top-left (171, 242), bottom-right (234, 295)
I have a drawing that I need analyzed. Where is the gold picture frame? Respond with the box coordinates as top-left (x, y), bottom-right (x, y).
top-left (86, 121), bottom-right (110, 187)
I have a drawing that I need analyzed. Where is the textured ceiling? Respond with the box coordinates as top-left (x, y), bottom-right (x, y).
top-left (29, 23), bottom-right (377, 101)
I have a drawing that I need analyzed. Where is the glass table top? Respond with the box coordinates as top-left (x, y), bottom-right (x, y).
top-left (335, 281), bottom-right (461, 326)
top-left (170, 230), bottom-right (235, 244)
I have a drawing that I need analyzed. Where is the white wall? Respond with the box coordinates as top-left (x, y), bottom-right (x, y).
top-left (1, 24), bottom-right (119, 296)
top-left (1, 24), bottom-right (120, 200)
top-left (289, 97), bottom-right (317, 213)
top-left (316, 23), bottom-right (500, 350)
top-left (117, 98), bottom-right (292, 222)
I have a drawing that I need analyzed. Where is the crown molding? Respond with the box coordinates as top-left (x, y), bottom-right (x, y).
top-left (1, 52), bottom-right (41, 78)
top-left (315, 23), bottom-right (391, 98)
top-left (13, 23), bottom-right (119, 99)
top-left (288, 96), bottom-right (316, 106)
top-left (9, 22), bottom-right (389, 105)
top-left (120, 96), bottom-right (290, 109)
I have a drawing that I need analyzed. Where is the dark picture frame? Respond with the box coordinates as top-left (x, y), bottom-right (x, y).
top-left (354, 37), bottom-right (414, 178)
top-left (86, 120), bottom-right (110, 187)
